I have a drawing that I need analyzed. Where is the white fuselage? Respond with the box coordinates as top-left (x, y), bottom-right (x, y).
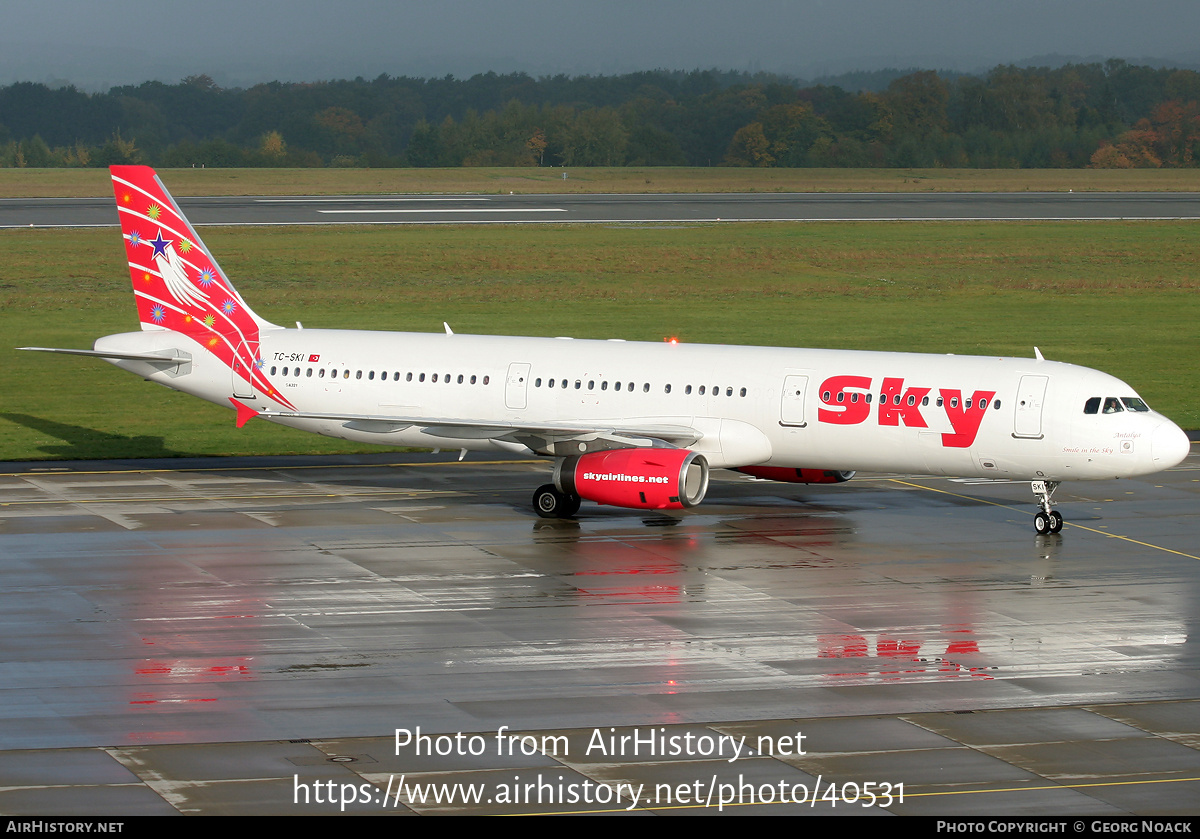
top-left (95, 327), bottom-right (1189, 483)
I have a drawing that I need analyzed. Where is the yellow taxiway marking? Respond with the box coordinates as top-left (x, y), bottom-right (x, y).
top-left (889, 478), bottom-right (1200, 561)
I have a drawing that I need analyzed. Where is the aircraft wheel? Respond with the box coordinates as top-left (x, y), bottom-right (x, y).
top-left (560, 492), bottom-right (581, 517)
top-left (534, 484), bottom-right (579, 518)
top-left (1033, 511), bottom-right (1051, 535)
top-left (1049, 510), bottom-right (1064, 533)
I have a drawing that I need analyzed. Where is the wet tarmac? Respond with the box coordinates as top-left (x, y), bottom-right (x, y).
top-left (0, 450), bottom-right (1197, 815)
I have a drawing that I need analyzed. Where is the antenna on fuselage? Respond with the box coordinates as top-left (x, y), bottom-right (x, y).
top-left (444, 322), bottom-right (454, 335)
top-left (1034, 346), bottom-right (1045, 361)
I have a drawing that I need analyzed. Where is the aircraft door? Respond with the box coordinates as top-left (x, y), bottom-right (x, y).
top-left (231, 341), bottom-right (256, 399)
top-left (505, 362), bottom-right (530, 410)
top-left (780, 374), bottom-right (809, 426)
top-left (1013, 375), bottom-right (1048, 438)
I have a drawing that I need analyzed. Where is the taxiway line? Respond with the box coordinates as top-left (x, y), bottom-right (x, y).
top-left (889, 478), bottom-right (1200, 561)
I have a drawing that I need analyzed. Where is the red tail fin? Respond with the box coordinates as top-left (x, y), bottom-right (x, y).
top-left (110, 166), bottom-right (291, 409)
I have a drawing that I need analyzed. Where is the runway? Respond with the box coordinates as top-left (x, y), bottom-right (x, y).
top-left (1, 450), bottom-right (1197, 814)
top-left (3, 190), bottom-right (1200, 227)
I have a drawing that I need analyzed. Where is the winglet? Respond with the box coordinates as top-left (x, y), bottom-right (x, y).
top-left (230, 398), bottom-right (260, 428)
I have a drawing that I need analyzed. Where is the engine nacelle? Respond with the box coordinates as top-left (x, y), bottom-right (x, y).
top-left (734, 466), bottom-right (855, 484)
top-left (555, 449), bottom-right (709, 510)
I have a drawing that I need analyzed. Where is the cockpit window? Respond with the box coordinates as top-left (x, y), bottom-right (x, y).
top-left (1084, 397), bottom-right (1100, 415)
top-left (1121, 397), bottom-right (1150, 412)
top-left (1102, 397), bottom-right (1123, 414)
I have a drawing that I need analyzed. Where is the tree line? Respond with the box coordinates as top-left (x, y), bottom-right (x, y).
top-left (1, 61), bottom-right (1198, 169)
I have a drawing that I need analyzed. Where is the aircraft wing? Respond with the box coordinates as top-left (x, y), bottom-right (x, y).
top-left (256, 408), bottom-right (701, 454)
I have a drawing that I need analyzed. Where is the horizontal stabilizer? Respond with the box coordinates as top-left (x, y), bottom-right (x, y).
top-left (18, 346), bottom-right (189, 364)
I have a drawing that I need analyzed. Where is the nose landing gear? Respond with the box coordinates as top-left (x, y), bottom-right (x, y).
top-left (1031, 480), bottom-right (1063, 534)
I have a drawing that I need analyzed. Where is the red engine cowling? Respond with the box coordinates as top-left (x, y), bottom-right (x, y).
top-left (734, 466), bottom-right (855, 484)
top-left (555, 449), bottom-right (709, 510)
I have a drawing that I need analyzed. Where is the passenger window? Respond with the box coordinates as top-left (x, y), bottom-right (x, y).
top-left (368, 371), bottom-right (375, 380)
top-left (740, 388), bottom-right (746, 397)
top-left (432, 373), bottom-right (438, 382)
top-left (270, 366), bottom-right (277, 375)
top-left (726, 387), bottom-right (732, 396)
top-left (685, 385), bottom-right (692, 394)
top-left (700, 386), bottom-right (707, 395)
top-left (644, 383), bottom-right (650, 393)
top-left (601, 381), bottom-right (608, 391)
top-left (483, 376), bottom-right (489, 385)
top-left (343, 370), bottom-right (350, 379)
top-left (548, 378), bottom-right (555, 388)
top-left (627, 382), bottom-right (634, 392)
top-left (575, 380), bottom-right (581, 390)
top-left (470, 375), bottom-right (476, 384)
top-left (665, 384), bottom-right (672, 394)
top-left (458, 374), bottom-right (464, 384)
top-left (319, 369), bottom-right (325, 378)
top-left (307, 368), bottom-right (312, 377)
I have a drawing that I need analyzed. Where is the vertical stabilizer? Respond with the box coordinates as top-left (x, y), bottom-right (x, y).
top-left (110, 165), bottom-right (292, 409)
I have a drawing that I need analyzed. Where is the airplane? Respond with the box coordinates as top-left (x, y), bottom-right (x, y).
top-left (21, 166), bottom-right (1191, 535)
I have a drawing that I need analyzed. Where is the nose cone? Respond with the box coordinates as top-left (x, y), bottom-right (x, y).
top-left (1151, 420), bottom-right (1191, 469)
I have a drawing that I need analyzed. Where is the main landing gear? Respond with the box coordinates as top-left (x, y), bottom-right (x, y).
top-left (534, 484), bottom-right (581, 518)
top-left (1031, 480), bottom-right (1063, 535)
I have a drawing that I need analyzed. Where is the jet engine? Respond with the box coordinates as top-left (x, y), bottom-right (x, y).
top-left (555, 449), bottom-right (709, 509)
top-left (734, 466), bottom-right (855, 483)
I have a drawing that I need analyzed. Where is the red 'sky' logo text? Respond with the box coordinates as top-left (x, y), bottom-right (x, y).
top-left (817, 375), bottom-right (996, 448)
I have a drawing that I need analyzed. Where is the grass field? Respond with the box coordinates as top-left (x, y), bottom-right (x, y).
top-left (1, 219), bottom-right (1196, 461)
top-left (4, 166), bottom-right (1200, 198)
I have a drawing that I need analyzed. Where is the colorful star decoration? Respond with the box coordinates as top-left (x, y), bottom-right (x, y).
top-left (147, 204), bottom-right (161, 220)
top-left (178, 240), bottom-right (193, 254)
top-left (149, 231), bottom-right (171, 259)
top-left (221, 299), bottom-right (238, 315)
top-left (150, 305), bottom-right (166, 323)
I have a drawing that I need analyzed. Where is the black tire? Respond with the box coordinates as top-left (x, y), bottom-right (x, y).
top-left (1034, 511), bottom-right (1051, 535)
top-left (533, 484), bottom-right (579, 518)
top-left (560, 493), bottom-right (581, 517)
top-left (1049, 510), bottom-right (1064, 533)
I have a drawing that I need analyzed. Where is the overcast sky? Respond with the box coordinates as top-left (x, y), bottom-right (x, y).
top-left (4, 0), bottom-right (1200, 90)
